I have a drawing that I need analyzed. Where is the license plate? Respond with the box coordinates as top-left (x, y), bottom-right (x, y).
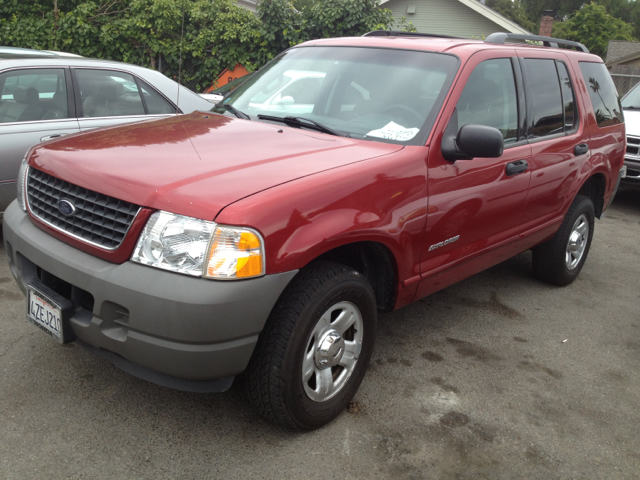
top-left (621, 165), bottom-right (627, 178)
top-left (27, 286), bottom-right (65, 343)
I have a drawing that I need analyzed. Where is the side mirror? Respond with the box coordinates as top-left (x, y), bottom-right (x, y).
top-left (442, 124), bottom-right (504, 162)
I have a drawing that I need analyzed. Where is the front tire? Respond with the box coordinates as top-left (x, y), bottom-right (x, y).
top-left (532, 195), bottom-right (595, 286)
top-left (246, 261), bottom-right (377, 430)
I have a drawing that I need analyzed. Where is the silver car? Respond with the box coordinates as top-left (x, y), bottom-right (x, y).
top-left (621, 82), bottom-right (640, 183)
top-left (0, 49), bottom-right (213, 219)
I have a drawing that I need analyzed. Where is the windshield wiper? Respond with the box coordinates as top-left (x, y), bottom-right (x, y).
top-left (220, 103), bottom-right (250, 120)
top-left (623, 105), bottom-right (640, 110)
top-left (257, 115), bottom-right (349, 137)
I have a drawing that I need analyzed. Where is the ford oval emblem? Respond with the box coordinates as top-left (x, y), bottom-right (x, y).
top-left (57, 199), bottom-right (77, 217)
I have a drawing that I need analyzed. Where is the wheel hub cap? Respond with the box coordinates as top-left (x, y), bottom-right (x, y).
top-left (301, 301), bottom-right (364, 402)
top-left (315, 330), bottom-right (345, 368)
top-left (565, 214), bottom-right (589, 270)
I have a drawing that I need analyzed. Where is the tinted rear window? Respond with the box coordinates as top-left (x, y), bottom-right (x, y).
top-left (557, 62), bottom-right (577, 131)
top-left (579, 62), bottom-right (623, 127)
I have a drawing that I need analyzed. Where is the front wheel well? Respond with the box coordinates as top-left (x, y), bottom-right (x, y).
top-left (312, 242), bottom-right (398, 312)
top-left (577, 173), bottom-right (606, 218)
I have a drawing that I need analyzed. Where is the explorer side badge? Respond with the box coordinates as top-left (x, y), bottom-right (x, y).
top-left (429, 235), bottom-right (460, 251)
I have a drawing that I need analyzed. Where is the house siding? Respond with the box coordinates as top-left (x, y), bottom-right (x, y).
top-left (383, 0), bottom-right (506, 38)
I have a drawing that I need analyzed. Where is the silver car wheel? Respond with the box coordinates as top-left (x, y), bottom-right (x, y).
top-left (302, 301), bottom-right (364, 402)
top-left (566, 213), bottom-right (589, 270)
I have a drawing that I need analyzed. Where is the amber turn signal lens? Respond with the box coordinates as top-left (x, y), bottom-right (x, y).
top-left (205, 226), bottom-right (265, 279)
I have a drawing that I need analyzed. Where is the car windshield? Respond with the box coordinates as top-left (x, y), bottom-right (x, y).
top-left (621, 83), bottom-right (640, 109)
top-left (214, 46), bottom-right (458, 145)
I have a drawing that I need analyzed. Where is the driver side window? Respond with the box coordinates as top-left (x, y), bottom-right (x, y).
top-left (457, 58), bottom-right (518, 144)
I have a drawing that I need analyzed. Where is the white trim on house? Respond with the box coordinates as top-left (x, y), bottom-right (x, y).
top-left (379, 0), bottom-right (531, 34)
top-left (456, 0), bottom-right (530, 34)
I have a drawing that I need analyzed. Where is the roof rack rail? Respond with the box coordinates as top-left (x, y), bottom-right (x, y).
top-left (363, 30), bottom-right (459, 39)
top-left (484, 32), bottom-right (589, 53)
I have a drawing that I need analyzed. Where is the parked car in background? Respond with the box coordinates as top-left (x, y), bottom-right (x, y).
top-left (0, 49), bottom-right (213, 219)
top-left (0, 47), bottom-right (83, 59)
top-left (199, 72), bottom-right (255, 104)
top-left (621, 82), bottom-right (640, 182)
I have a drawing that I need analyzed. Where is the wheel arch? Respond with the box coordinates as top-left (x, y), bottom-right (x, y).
top-left (292, 240), bottom-right (399, 313)
top-left (577, 172), bottom-right (606, 218)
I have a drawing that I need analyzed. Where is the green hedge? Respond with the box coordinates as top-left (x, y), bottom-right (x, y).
top-left (1, 0), bottom-right (402, 92)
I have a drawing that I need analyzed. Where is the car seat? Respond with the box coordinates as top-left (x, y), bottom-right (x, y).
top-left (42, 91), bottom-right (67, 120)
top-left (0, 86), bottom-right (43, 123)
top-left (83, 81), bottom-right (124, 117)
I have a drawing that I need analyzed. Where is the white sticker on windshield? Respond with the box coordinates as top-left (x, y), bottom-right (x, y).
top-left (366, 122), bottom-right (420, 141)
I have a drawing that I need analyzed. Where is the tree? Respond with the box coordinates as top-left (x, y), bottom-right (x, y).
top-left (292, 0), bottom-right (315, 12)
top-left (521, 0), bottom-right (640, 40)
top-left (551, 2), bottom-right (636, 59)
top-left (595, 0), bottom-right (640, 39)
top-left (303, 0), bottom-right (393, 40)
top-left (486, 0), bottom-right (536, 32)
top-left (0, 0), bottom-right (396, 91)
top-left (256, 0), bottom-right (394, 63)
top-left (521, 0), bottom-right (586, 26)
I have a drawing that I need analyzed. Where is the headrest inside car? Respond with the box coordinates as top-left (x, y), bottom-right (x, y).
top-left (13, 86), bottom-right (40, 104)
top-left (98, 82), bottom-right (124, 100)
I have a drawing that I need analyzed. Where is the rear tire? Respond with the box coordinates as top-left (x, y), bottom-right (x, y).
top-left (532, 195), bottom-right (595, 286)
top-left (245, 261), bottom-right (377, 430)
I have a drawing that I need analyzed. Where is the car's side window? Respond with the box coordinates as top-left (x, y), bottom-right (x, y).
top-left (557, 61), bottom-right (577, 132)
top-left (0, 68), bottom-right (68, 123)
top-left (523, 59), bottom-right (564, 137)
top-left (456, 58), bottom-right (519, 144)
top-left (137, 80), bottom-right (175, 115)
top-left (579, 62), bottom-right (624, 128)
top-left (75, 69), bottom-right (146, 118)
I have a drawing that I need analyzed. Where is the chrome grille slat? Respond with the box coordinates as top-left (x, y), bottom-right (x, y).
top-left (626, 135), bottom-right (640, 159)
top-left (27, 168), bottom-right (141, 250)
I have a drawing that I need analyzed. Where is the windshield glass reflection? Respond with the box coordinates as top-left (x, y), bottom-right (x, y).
top-left (214, 46), bottom-right (458, 146)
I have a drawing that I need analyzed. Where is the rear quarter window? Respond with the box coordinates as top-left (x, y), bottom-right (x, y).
top-left (524, 59), bottom-right (564, 137)
top-left (579, 62), bottom-right (624, 127)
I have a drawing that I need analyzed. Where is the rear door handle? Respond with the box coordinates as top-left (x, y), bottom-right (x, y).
top-left (40, 134), bottom-right (63, 142)
top-left (506, 159), bottom-right (529, 176)
top-left (574, 143), bottom-right (589, 155)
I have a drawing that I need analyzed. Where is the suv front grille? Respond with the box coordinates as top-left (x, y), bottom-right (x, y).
top-left (27, 168), bottom-right (141, 250)
top-left (626, 135), bottom-right (640, 159)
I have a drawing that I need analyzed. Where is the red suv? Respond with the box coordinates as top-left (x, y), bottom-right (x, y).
top-left (3, 32), bottom-right (626, 430)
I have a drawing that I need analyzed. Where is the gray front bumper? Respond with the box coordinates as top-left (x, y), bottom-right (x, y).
top-left (3, 202), bottom-right (297, 391)
top-left (623, 156), bottom-right (640, 181)
top-left (0, 180), bottom-right (16, 221)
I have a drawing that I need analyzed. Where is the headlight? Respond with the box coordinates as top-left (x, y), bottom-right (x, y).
top-left (131, 211), bottom-right (265, 279)
top-left (16, 158), bottom-right (29, 212)
top-left (131, 211), bottom-right (216, 276)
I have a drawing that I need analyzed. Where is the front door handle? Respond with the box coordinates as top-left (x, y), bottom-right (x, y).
top-left (506, 159), bottom-right (529, 176)
top-left (574, 143), bottom-right (589, 155)
top-left (40, 134), bottom-right (62, 142)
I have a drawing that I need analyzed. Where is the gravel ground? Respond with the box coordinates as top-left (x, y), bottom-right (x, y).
top-left (1, 186), bottom-right (639, 480)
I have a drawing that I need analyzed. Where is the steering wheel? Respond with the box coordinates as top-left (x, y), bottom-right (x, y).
top-left (382, 104), bottom-right (423, 126)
